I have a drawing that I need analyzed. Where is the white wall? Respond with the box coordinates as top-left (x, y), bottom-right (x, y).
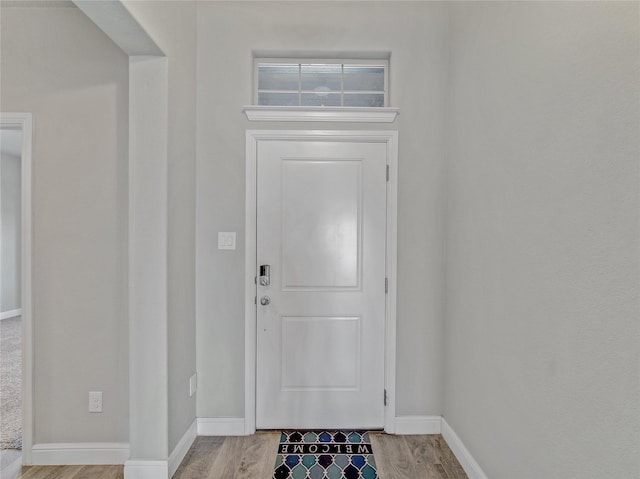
top-left (127, 54), bottom-right (170, 462)
top-left (122, 0), bottom-right (198, 454)
top-left (195, 1), bottom-right (449, 419)
top-left (445, 2), bottom-right (640, 478)
top-left (0, 4), bottom-right (129, 444)
top-left (1, 152), bottom-right (21, 313)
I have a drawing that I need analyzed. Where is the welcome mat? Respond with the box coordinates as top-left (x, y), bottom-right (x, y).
top-left (273, 431), bottom-right (378, 479)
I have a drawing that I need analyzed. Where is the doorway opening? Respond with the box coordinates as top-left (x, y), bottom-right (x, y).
top-left (0, 113), bottom-right (33, 478)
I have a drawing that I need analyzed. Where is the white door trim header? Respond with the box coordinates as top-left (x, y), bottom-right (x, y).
top-left (244, 130), bottom-right (398, 434)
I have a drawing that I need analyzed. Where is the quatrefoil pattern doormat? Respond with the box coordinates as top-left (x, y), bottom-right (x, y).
top-left (273, 431), bottom-right (378, 479)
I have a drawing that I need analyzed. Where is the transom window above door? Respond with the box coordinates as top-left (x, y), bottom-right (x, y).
top-left (255, 59), bottom-right (388, 108)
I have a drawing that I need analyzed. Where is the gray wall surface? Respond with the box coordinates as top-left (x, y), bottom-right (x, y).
top-left (195, 1), bottom-right (449, 418)
top-left (0, 4), bottom-right (129, 444)
top-left (1, 152), bottom-right (21, 313)
top-left (444, 2), bottom-right (640, 478)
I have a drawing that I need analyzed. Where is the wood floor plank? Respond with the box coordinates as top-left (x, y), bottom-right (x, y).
top-left (431, 435), bottom-right (468, 479)
top-left (254, 432), bottom-right (281, 479)
top-left (68, 465), bottom-right (109, 479)
top-left (235, 432), bottom-right (279, 479)
top-left (403, 435), bottom-right (449, 479)
top-left (369, 433), bottom-right (392, 479)
top-left (206, 436), bottom-right (244, 479)
top-left (173, 436), bottom-right (225, 479)
top-left (428, 435), bottom-right (444, 465)
top-left (95, 465), bottom-right (124, 479)
top-left (234, 434), bottom-right (263, 479)
top-left (259, 432), bottom-right (281, 479)
top-left (402, 434), bottom-right (431, 465)
top-left (370, 433), bottom-right (418, 479)
top-left (20, 465), bottom-right (83, 479)
top-left (435, 463), bottom-right (449, 477)
top-left (19, 465), bottom-right (123, 479)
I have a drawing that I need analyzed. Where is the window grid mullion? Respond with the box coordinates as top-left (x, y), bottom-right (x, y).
top-left (298, 64), bottom-right (302, 106)
top-left (340, 64), bottom-right (345, 107)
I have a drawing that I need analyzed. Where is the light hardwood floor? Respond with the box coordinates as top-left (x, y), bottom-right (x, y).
top-left (19, 433), bottom-right (468, 479)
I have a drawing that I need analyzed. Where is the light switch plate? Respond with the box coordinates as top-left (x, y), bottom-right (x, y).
top-left (218, 232), bottom-right (236, 250)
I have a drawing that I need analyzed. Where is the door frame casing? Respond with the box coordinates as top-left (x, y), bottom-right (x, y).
top-left (0, 112), bottom-right (34, 464)
top-left (244, 130), bottom-right (398, 434)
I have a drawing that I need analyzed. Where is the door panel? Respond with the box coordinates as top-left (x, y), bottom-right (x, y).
top-left (256, 140), bottom-right (387, 429)
top-left (281, 316), bottom-right (360, 390)
top-left (282, 160), bottom-right (361, 290)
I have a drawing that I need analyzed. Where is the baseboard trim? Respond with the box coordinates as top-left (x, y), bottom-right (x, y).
top-left (394, 415), bottom-right (442, 435)
top-left (0, 309), bottom-right (21, 320)
top-left (197, 417), bottom-right (246, 436)
top-left (31, 442), bottom-right (129, 465)
top-left (441, 418), bottom-right (488, 479)
top-left (124, 460), bottom-right (168, 479)
top-left (1, 453), bottom-right (22, 479)
top-left (168, 419), bottom-right (197, 478)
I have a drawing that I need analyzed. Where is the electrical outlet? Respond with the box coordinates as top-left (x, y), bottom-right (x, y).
top-left (89, 391), bottom-right (103, 413)
top-left (189, 373), bottom-right (197, 397)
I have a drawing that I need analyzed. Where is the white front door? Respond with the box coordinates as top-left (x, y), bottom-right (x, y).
top-left (255, 138), bottom-right (388, 429)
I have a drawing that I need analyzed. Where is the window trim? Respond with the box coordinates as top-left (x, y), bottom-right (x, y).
top-left (242, 105), bottom-right (399, 123)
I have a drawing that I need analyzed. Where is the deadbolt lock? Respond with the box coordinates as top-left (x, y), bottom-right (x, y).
top-left (259, 264), bottom-right (270, 286)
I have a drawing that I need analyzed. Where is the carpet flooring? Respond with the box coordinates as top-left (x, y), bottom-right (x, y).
top-left (0, 317), bottom-right (22, 450)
